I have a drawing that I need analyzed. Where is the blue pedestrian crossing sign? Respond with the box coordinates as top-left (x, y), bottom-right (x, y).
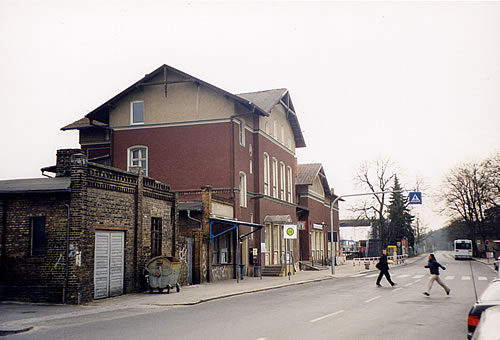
top-left (408, 192), bottom-right (422, 204)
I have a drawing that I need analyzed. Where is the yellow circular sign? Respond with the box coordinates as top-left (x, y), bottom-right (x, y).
top-left (286, 227), bottom-right (294, 236)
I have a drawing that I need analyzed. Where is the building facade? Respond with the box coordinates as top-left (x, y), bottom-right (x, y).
top-left (63, 64), bottom-right (307, 279)
top-left (296, 163), bottom-right (340, 266)
top-left (0, 149), bottom-right (177, 303)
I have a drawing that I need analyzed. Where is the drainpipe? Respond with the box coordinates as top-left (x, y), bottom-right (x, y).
top-left (63, 204), bottom-right (70, 303)
top-left (187, 210), bottom-right (201, 226)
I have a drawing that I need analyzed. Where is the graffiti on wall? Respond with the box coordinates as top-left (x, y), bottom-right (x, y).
top-left (178, 245), bottom-right (188, 267)
top-left (202, 244), bottom-right (208, 281)
top-left (211, 265), bottom-right (230, 281)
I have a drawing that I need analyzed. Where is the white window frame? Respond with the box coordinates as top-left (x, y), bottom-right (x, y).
top-left (236, 119), bottom-right (245, 147)
top-left (130, 101), bottom-right (145, 125)
top-left (280, 162), bottom-right (285, 200)
top-left (272, 158), bottom-right (278, 198)
top-left (127, 146), bottom-right (148, 176)
top-left (287, 166), bottom-right (293, 203)
top-left (239, 171), bottom-right (247, 208)
top-left (263, 153), bottom-right (270, 195)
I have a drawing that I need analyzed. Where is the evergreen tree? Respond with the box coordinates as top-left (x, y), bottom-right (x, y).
top-left (387, 176), bottom-right (415, 249)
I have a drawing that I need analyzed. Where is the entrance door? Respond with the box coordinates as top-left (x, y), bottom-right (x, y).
top-left (94, 231), bottom-right (124, 299)
top-left (264, 224), bottom-right (271, 266)
top-left (273, 224), bottom-right (280, 265)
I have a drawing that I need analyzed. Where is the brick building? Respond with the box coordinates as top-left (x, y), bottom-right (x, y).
top-left (0, 149), bottom-right (177, 303)
top-left (62, 64), bottom-right (307, 280)
top-left (296, 163), bottom-right (340, 266)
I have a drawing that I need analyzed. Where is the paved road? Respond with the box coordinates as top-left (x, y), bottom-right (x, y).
top-left (5, 251), bottom-right (498, 340)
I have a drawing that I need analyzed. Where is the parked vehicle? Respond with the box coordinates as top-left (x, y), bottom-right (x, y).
top-left (467, 278), bottom-right (500, 339)
top-left (471, 305), bottom-right (500, 340)
top-left (455, 239), bottom-right (473, 260)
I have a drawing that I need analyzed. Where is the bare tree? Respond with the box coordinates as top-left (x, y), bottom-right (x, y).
top-left (353, 158), bottom-right (396, 248)
top-left (441, 160), bottom-right (494, 254)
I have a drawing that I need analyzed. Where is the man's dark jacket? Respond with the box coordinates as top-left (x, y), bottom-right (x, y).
top-left (377, 254), bottom-right (389, 271)
top-left (425, 258), bottom-right (446, 275)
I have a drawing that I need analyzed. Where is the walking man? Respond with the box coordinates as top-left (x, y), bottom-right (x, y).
top-left (376, 249), bottom-right (396, 287)
top-left (423, 253), bottom-right (450, 296)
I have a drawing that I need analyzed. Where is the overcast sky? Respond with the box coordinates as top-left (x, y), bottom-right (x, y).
top-left (1, 1), bottom-right (499, 230)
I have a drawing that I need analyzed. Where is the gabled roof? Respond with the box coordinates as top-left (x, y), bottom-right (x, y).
top-left (238, 88), bottom-right (288, 113)
top-left (297, 163), bottom-right (334, 198)
top-left (62, 65), bottom-right (306, 148)
top-left (61, 117), bottom-right (107, 131)
top-left (238, 89), bottom-right (306, 148)
top-left (66, 64), bottom-right (270, 128)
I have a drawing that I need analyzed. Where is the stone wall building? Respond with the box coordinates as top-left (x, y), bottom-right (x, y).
top-left (0, 149), bottom-right (178, 304)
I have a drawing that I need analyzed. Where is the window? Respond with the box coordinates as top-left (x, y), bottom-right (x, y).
top-left (272, 158), bottom-right (278, 198)
top-left (151, 217), bottom-right (162, 258)
top-left (265, 122), bottom-right (270, 135)
top-left (273, 121), bottom-right (277, 139)
top-left (263, 153), bottom-right (270, 195)
top-left (131, 101), bottom-right (145, 125)
top-left (281, 125), bottom-right (285, 144)
top-left (213, 234), bottom-right (230, 264)
top-left (287, 166), bottom-right (293, 203)
top-left (280, 162), bottom-right (285, 200)
top-left (30, 217), bottom-right (46, 256)
top-left (128, 146), bottom-right (148, 176)
top-left (237, 119), bottom-right (245, 146)
top-left (239, 172), bottom-right (247, 208)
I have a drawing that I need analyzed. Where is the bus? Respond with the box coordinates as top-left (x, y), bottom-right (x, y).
top-left (454, 239), bottom-right (473, 260)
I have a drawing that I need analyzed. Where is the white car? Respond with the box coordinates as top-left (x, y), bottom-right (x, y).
top-left (471, 305), bottom-right (500, 340)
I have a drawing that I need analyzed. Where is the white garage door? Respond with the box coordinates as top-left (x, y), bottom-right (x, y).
top-left (94, 231), bottom-right (124, 299)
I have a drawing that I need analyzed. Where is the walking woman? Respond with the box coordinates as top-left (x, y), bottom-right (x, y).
top-left (376, 249), bottom-right (396, 287)
top-left (423, 253), bottom-right (450, 296)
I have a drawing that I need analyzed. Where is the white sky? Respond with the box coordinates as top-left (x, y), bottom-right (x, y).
top-left (1, 1), bottom-right (499, 230)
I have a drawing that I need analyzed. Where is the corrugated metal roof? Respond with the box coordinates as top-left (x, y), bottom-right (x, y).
top-left (0, 177), bottom-right (71, 194)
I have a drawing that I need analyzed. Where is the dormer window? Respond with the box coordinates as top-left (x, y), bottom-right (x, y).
top-left (131, 101), bottom-right (144, 125)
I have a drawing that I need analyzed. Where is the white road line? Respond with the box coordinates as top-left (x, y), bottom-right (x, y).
top-left (415, 279), bottom-right (422, 283)
top-left (351, 274), bottom-right (368, 277)
top-left (478, 276), bottom-right (488, 281)
top-left (366, 274), bottom-right (379, 278)
top-left (396, 274), bottom-right (409, 278)
top-left (365, 296), bottom-right (381, 303)
top-left (462, 276), bottom-right (471, 281)
top-left (404, 282), bottom-right (414, 287)
top-left (444, 276), bottom-right (455, 280)
top-left (310, 310), bottom-right (344, 323)
top-left (256, 338), bottom-right (267, 340)
top-left (412, 275), bottom-right (425, 279)
top-left (393, 287), bottom-right (403, 292)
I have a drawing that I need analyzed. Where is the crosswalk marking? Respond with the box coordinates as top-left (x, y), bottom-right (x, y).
top-left (444, 276), bottom-right (455, 280)
top-left (366, 274), bottom-right (379, 278)
top-left (353, 273), bottom-right (496, 281)
top-left (478, 276), bottom-right (488, 281)
top-left (412, 275), bottom-right (425, 279)
top-left (461, 276), bottom-right (471, 280)
top-left (396, 274), bottom-right (409, 278)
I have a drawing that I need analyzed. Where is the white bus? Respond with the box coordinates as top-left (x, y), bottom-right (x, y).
top-left (454, 239), bottom-right (473, 260)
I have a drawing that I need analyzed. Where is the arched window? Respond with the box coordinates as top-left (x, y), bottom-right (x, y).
top-left (239, 172), bottom-right (247, 208)
top-left (127, 146), bottom-right (148, 176)
top-left (263, 153), bottom-right (270, 195)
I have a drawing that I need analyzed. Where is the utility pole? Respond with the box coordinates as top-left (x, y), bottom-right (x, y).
top-left (329, 190), bottom-right (409, 275)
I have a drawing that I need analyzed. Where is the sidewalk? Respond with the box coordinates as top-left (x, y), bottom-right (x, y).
top-left (0, 256), bottom-right (422, 335)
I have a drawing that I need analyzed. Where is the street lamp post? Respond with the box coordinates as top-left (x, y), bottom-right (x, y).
top-left (329, 190), bottom-right (408, 276)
